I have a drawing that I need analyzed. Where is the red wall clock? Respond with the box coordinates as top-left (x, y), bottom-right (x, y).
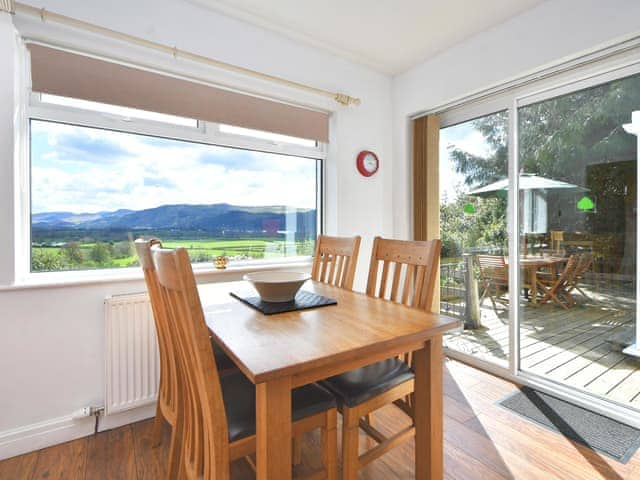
top-left (356, 150), bottom-right (379, 177)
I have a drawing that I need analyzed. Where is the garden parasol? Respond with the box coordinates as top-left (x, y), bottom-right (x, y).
top-left (468, 173), bottom-right (587, 254)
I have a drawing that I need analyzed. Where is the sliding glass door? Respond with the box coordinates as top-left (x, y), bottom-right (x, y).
top-left (517, 72), bottom-right (640, 410)
top-left (439, 60), bottom-right (640, 416)
top-left (440, 110), bottom-right (510, 367)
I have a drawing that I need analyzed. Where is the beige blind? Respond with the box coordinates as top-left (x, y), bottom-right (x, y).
top-left (28, 44), bottom-right (329, 142)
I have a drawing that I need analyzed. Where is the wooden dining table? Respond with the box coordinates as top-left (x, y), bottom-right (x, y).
top-left (198, 280), bottom-right (459, 480)
top-left (518, 256), bottom-right (567, 304)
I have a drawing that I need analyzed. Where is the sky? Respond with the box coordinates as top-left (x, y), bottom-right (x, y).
top-left (31, 120), bottom-right (318, 214)
top-left (439, 119), bottom-right (495, 204)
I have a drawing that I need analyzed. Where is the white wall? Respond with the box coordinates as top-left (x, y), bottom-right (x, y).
top-left (0, 0), bottom-right (393, 459)
top-left (392, 0), bottom-right (640, 240)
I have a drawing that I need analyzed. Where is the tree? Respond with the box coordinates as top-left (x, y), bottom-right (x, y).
top-left (62, 241), bottom-right (83, 265)
top-left (32, 249), bottom-right (64, 272)
top-left (441, 195), bottom-right (507, 259)
top-left (445, 73), bottom-right (640, 273)
top-left (448, 110), bottom-right (508, 187)
top-left (90, 242), bottom-right (112, 264)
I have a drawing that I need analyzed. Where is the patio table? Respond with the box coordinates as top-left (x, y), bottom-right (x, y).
top-left (516, 256), bottom-right (567, 304)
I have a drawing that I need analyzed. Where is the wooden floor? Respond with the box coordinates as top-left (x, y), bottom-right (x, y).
top-left (444, 282), bottom-right (640, 410)
top-left (2, 360), bottom-right (640, 479)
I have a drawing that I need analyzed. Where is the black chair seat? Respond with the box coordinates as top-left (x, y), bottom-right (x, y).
top-left (320, 358), bottom-right (414, 408)
top-left (211, 338), bottom-right (238, 372)
top-left (221, 371), bottom-right (336, 443)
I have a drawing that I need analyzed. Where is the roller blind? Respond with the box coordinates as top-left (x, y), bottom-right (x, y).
top-left (28, 44), bottom-right (329, 142)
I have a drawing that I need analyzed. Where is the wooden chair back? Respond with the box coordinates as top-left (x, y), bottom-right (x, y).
top-left (311, 235), bottom-right (361, 290)
top-left (550, 230), bottom-right (564, 254)
top-left (476, 255), bottom-right (508, 286)
top-left (152, 245), bottom-right (230, 480)
top-left (365, 237), bottom-right (441, 312)
top-left (135, 239), bottom-right (179, 422)
top-left (557, 255), bottom-right (581, 285)
top-left (576, 252), bottom-right (593, 277)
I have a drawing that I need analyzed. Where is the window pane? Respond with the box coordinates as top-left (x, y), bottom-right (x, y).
top-left (30, 120), bottom-right (318, 272)
top-left (219, 124), bottom-right (317, 147)
top-left (40, 94), bottom-right (199, 128)
top-left (440, 110), bottom-right (509, 367)
top-left (518, 73), bottom-right (639, 410)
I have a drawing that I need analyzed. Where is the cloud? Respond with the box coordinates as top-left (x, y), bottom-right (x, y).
top-left (31, 121), bottom-right (318, 214)
top-left (31, 122), bottom-right (133, 165)
top-left (439, 121), bottom-right (494, 204)
top-left (143, 177), bottom-right (175, 188)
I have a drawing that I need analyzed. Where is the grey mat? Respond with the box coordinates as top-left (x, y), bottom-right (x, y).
top-left (499, 387), bottom-right (640, 463)
top-left (230, 290), bottom-right (337, 315)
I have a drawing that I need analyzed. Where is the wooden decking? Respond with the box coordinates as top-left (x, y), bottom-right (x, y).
top-left (444, 283), bottom-right (640, 410)
top-left (2, 360), bottom-right (640, 480)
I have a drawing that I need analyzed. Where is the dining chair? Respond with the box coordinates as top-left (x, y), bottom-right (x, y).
top-left (477, 255), bottom-right (509, 312)
top-left (135, 238), bottom-right (237, 478)
top-left (297, 234), bottom-right (361, 462)
top-left (311, 235), bottom-right (361, 290)
top-left (538, 254), bottom-right (580, 309)
top-left (151, 244), bottom-right (338, 480)
top-left (320, 236), bottom-right (441, 480)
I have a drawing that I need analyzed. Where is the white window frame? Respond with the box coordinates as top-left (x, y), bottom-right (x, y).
top-left (19, 92), bottom-right (326, 283)
top-left (438, 45), bottom-right (640, 427)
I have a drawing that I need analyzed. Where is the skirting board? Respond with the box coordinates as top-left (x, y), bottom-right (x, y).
top-left (0, 414), bottom-right (93, 461)
top-left (0, 403), bottom-right (156, 461)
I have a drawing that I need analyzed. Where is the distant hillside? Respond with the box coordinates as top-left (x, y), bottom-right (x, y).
top-left (32, 203), bottom-right (317, 236)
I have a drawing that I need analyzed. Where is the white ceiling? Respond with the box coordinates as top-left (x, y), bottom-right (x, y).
top-left (190, 0), bottom-right (546, 74)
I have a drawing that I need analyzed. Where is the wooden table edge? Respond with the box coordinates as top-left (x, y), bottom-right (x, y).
top-left (210, 318), bottom-right (460, 386)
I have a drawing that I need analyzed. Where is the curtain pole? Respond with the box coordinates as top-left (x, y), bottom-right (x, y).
top-left (8, 1), bottom-right (361, 107)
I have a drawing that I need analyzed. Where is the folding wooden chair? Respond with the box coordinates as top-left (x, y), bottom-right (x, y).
top-left (538, 254), bottom-right (580, 309)
top-left (566, 252), bottom-right (593, 299)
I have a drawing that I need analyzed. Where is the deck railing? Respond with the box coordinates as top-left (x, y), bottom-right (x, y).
top-left (440, 254), bottom-right (481, 328)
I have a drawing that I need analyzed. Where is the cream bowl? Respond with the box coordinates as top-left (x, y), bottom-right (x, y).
top-left (243, 271), bottom-right (311, 303)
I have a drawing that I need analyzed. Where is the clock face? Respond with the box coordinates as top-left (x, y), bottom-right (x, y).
top-left (363, 153), bottom-right (378, 172)
top-left (356, 150), bottom-right (379, 177)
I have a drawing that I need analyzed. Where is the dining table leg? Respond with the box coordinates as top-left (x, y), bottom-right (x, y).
top-left (414, 336), bottom-right (444, 480)
top-left (256, 376), bottom-right (292, 480)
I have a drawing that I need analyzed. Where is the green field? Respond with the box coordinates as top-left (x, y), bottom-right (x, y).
top-left (31, 237), bottom-right (315, 272)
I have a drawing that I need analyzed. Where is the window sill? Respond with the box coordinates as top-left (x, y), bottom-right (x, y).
top-left (0, 257), bottom-right (313, 292)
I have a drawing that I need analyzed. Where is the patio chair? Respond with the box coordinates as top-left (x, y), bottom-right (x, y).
top-left (566, 252), bottom-right (593, 299)
top-left (550, 230), bottom-right (564, 255)
top-left (476, 255), bottom-right (509, 312)
top-left (537, 254), bottom-right (580, 309)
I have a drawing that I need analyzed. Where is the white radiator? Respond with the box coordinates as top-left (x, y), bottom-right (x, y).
top-left (104, 293), bottom-right (160, 416)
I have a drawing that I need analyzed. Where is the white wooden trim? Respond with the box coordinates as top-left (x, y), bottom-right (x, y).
top-left (0, 414), bottom-right (94, 461)
top-left (415, 32), bottom-right (640, 120)
top-left (0, 403), bottom-right (158, 461)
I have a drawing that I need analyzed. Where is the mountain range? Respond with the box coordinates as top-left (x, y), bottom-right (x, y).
top-left (32, 203), bottom-right (317, 234)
